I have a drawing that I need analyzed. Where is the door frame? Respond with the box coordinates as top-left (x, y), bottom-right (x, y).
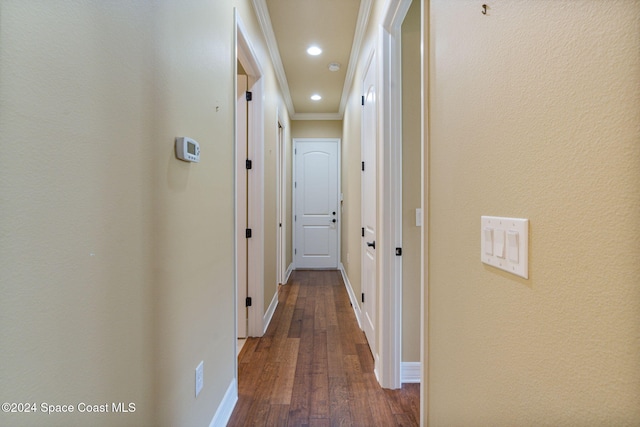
top-left (292, 138), bottom-right (341, 270)
top-left (276, 111), bottom-right (287, 284)
top-left (376, 0), bottom-right (413, 390)
top-left (236, 11), bottom-right (265, 339)
top-left (236, 73), bottom-right (249, 340)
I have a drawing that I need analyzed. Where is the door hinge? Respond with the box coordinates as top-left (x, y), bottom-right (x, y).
top-left (361, 293), bottom-right (365, 303)
top-left (295, 248), bottom-right (297, 255)
top-left (245, 228), bottom-right (252, 238)
top-left (245, 297), bottom-right (252, 307)
top-left (279, 223), bottom-right (282, 228)
top-left (361, 161), bottom-right (365, 171)
top-left (246, 91), bottom-right (252, 101)
top-left (396, 247), bottom-right (402, 256)
top-left (246, 159), bottom-right (252, 170)
top-left (361, 95), bottom-right (365, 106)
top-left (361, 227), bottom-right (365, 237)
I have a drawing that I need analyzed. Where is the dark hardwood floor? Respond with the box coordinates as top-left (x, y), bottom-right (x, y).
top-left (228, 270), bottom-right (420, 426)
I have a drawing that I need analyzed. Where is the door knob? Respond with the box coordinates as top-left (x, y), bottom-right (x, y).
top-left (332, 211), bottom-right (336, 215)
top-left (367, 241), bottom-right (376, 249)
top-left (332, 219), bottom-right (337, 223)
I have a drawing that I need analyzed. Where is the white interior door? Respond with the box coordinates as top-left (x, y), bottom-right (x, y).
top-left (362, 52), bottom-right (378, 354)
top-left (236, 73), bottom-right (248, 339)
top-left (294, 139), bottom-right (339, 269)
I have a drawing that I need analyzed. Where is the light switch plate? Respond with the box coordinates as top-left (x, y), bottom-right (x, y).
top-left (481, 216), bottom-right (528, 279)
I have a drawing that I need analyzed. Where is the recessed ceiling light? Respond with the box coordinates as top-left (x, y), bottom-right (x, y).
top-left (328, 62), bottom-right (341, 72)
top-left (310, 94), bottom-right (322, 101)
top-left (307, 46), bottom-right (322, 56)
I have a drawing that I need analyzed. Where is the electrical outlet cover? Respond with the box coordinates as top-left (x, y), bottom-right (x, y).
top-left (195, 361), bottom-right (204, 397)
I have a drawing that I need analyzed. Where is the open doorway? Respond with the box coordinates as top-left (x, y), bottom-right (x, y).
top-left (375, 0), bottom-right (420, 390)
top-left (236, 12), bottom-right (265, 349)
top-left (399, 0), bottom-right (422, 385)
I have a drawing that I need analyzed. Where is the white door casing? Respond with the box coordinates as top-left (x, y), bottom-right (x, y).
top-left (236, 73), bottom-right (248, 339)
top-left (378, 0), bottom-right (412, 389)
top-left (276, 120), bottom-right (287, 284)
top-left (362, 51), bottom-right (378, 358)
top-left (294, 139), bottom-right (340, 269)
top-left (236, 12), bottom-right (265, 338)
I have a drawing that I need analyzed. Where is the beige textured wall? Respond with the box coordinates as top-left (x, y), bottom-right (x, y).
top-left (401, 0), bottom-right (421, 364)
top-left (291, 120), bottom-right (343, 139)
top-left (426, 1), bottom-right (640, 425)
top-left (341, 0), bottom-right (388, 328)
top-left (0, 3), bottom-right (158, 425)
top-left (0, 1), bottom-right (286, 426)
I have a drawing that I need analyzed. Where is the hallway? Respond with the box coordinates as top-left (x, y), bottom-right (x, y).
top-left (228, 270), bottom-right (420, 426)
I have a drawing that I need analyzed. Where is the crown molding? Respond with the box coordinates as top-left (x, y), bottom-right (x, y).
top-left (251, 0), bottom-right (296, 115)
top-left (339, 0), bottom-right (373, 116)
top-left (252, 0), bottom-right (372, 120)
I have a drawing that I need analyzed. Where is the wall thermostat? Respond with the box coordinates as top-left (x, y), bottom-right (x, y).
top-left (175, 137), bottom-right (200, 162)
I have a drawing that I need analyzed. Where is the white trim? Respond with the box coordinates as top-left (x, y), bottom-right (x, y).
top-left (236, 16), bottom-right (264, 78)
top-left (208, 378), bottom-right (238, 427)
top-left (339, 263), bottom-right (363, 329)
top-left (237, 13), bottom-right (266, 338)
top-left (376, 0), bottom-right (412, 390)
top-left (401, 362), bottom-right (421, 384)
top-left (251, 0), bottom-right (295, 115)
top-left (420, 0), bottom-right (427, 421)
top-left (340, 0), bottom-right (374, 116)
top-left (233, 8), bottom-right (241, 389)
top-left (262, 290), bottom-right (279, 335)
top-left (276, 109), bottom-right (287, 285)
top-left (284, 262), bottom-right (294, 284)
top-left (235, 72), bottom-right (249, 339)
top-left (247, 67), bottom-right (265, 339)
top-left (234, 8), bottom-right (244, 350)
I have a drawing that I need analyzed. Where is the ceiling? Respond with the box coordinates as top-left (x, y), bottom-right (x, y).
top-left (253, 0), bottom-right (372, 120)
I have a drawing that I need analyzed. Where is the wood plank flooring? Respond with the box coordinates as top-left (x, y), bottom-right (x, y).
top-left (228, 270), bottom-right (420, 426)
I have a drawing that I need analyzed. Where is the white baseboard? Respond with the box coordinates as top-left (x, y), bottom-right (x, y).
top-left (401, 362), bottom-right (421, 384)
top-left (262, 290), bottom-right (279, 334)
top-left (338, 263), bottom-right (362, 329)
top-left (283, 263), bottom-right (294, 284)
top-left (209, 378), bottom-right (237, 427)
